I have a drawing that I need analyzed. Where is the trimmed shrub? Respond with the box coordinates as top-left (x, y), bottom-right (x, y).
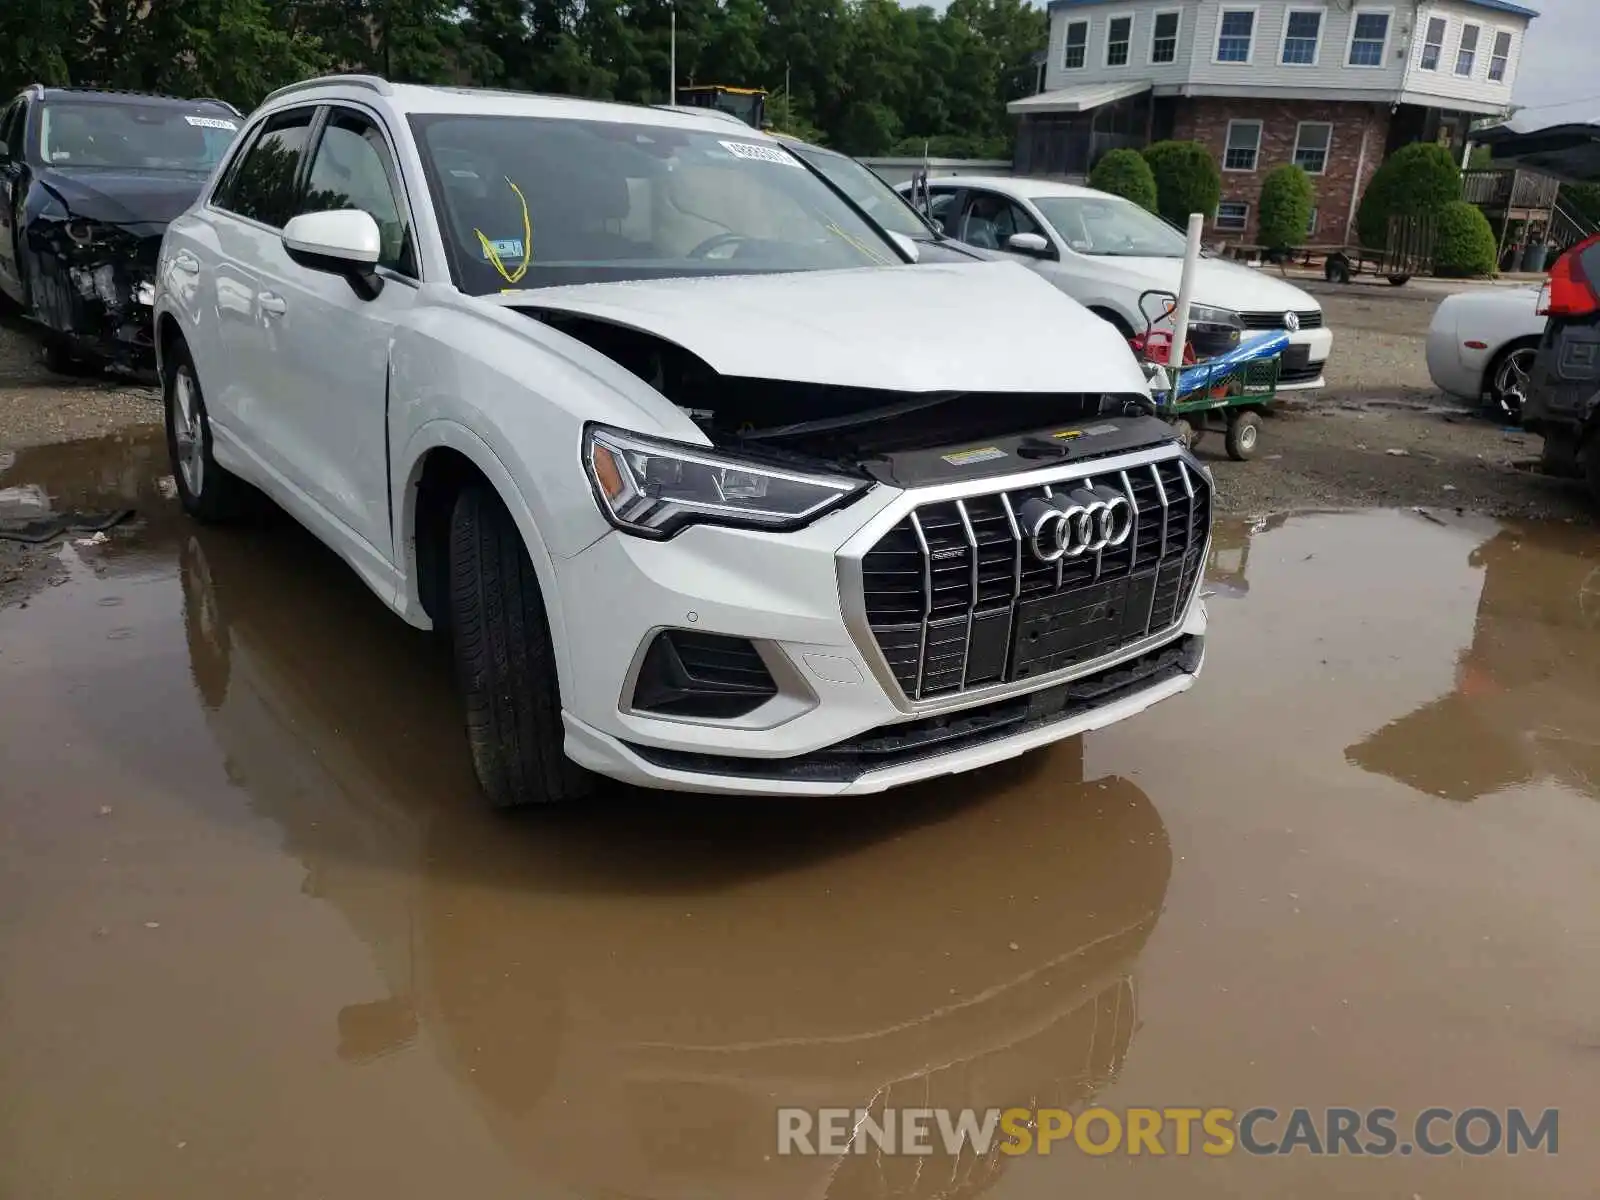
top-left (1258, 164), bottom-right (1315, 255)
top-left (1434, 201), bottom-right (1499, 277)
top-left (1089, 148), bottom-right (1159, 212)
top-left (1142, 140), bottom-right (1222, 228)
top-left (1356, 142), bottom-right (1461, 249)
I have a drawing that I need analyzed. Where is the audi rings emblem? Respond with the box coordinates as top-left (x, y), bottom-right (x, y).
top-left (1017, 489), bottom-right (1134, 562)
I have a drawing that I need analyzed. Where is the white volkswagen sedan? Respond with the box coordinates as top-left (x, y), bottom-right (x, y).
top-left (152, 77), bottom-right (1211, 808)
top-left (898, 176), bottom-right (1333, 389)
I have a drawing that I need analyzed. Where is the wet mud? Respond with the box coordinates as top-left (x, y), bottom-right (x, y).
top-left (1, 434), bottom-right (1597, 1199)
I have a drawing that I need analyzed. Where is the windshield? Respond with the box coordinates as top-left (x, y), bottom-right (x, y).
top-left (38, 102), bottom-right (239, 172)
top-left (786, 145), bottom-right (934, 240)
top-left (410, 114), bottom-right (904, 294)
top-left (1033, 195), bottom-right (1189, 258)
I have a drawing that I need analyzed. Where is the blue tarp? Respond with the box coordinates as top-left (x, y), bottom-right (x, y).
top-left (1158, 330), bottom-right (1291, 405)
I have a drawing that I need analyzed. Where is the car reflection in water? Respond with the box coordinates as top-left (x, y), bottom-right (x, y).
top-left (178, 523), bottom-right (1174, 1200)
top-left (1347, 524), bottom-right (1600, 802)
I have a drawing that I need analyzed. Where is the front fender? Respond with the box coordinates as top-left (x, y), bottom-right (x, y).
top-left (395, 419), bottom-right (579, 693)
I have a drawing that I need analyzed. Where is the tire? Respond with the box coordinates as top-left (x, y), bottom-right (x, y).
top-left (1325, 256), bottom-right (1352, 285)
top-left (1386, 274), bottom-right (1411, 287)
top-left (1486, 339), bottom-right (1538, 423)
top-left (448, 484), bottom-right (594, 808)
top-left (1225, 410), bottom-right (1262, 461)
top-left (43, 332), bottom-right (94, 376)
top-left (163, 337), bottom-right (252, 522)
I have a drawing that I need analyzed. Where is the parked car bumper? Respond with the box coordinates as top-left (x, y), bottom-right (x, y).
top-left (1276, 326), bottom-right (1334, 391)
top-left (553, 450), bottom-right (1211, 795)
top-left (1425, 300), bottom-right (1489, 399)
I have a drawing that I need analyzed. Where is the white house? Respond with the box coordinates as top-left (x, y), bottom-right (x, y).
top-left (1009, 0), bottom-right (1537, 242)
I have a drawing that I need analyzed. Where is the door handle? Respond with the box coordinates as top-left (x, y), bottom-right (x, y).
top-left (257, 292), bottom-right (287, 317)
top-left (172, 251), bottom-right (200, 274)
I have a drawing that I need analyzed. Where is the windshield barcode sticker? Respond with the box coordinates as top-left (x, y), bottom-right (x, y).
top-left (941, 446), bottom-right (1008, 466)
top-left (480, 238), bottom-right (524, 261)
top-left (185, 116), bottom-right (238, 131)
top-left (719, 140), bottom-right (803, 168)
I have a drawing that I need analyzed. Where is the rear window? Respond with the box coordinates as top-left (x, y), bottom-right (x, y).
top-left (38, 101), bottom-right (239, 173)
top-left (409, 113), bottom-right (903, 293)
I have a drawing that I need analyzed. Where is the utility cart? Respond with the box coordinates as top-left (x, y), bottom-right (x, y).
top-left (1131, 289), bottom-right (1289, 461)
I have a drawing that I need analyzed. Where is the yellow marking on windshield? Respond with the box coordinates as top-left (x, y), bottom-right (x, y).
top-left (825, 222), bottom-right (891, 266)
top-left (473, 176), bottom-right (533, 285)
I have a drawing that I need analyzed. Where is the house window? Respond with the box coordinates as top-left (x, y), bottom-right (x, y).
top-left (1281, 10), bottom-right (1322, 65)
top-left (1151, 11), bottom-right (1180, 64)
top-left (1063, 20), bottom-right (1089, 69)
top-left (1488, 29), bottom-right (1512, 82)
top-left (1307, 207), bottom-right (1319, 238)
top-left (1224, 120), bottom-right (1262, 171)
top-left (1294, 122), bottom-right (1332, 174)
top-left (1216, 202), bottom-right (1250, 232)
top-left (1419, 16), bottom-right (1446, 70)
top-left (1348, 11), bottom-right (1389, 67)
top-left (1456, 24), bottom-right (1479, 76)
top-left (1107, 15), bottom-right (1133, 66)
top-left (1216, 10), bottom-right (1255, 63)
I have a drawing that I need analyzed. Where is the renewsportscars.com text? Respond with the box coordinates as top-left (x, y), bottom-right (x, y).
top-left (776, 1106), bottom-right (1559, 1158)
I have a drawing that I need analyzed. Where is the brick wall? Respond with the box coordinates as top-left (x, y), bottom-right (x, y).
top-left (1172, 98), bottom-right (1392, 247)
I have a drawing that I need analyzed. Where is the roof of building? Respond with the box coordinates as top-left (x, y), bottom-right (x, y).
top-left (1007, 80), bottom-right (1151, 116)
top-left (1045, 0), bottom-right (1538, 16)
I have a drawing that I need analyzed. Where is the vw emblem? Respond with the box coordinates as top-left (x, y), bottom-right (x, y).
top-left (1283, 311), bottom-right (1301, 333)
top-left (1017, 488), bottom-right (1134, 563)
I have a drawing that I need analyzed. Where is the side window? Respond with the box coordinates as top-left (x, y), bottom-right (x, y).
top-left (0, 99), bottom-right (26, 160)
top-left (299, 108), bottom-right (415, 276)
top-left (927, 188), bottom-right (959, 235)
top-left (215, 108), bottom-right (315, 229)
top-left (961, 192), bottom-right (1042, 251)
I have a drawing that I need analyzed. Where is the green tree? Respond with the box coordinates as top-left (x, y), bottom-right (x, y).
top-left (1258, 164), bottom-right (1315, 254)
top-left (1143, 140), bottom-right (1222, 227)
top-left (1356, 142), bottom-right (1461, 249)
top-left (1434, 200), bottom-right (1498, 277)
top-left (1089, 148), bottom-right (1158, 212)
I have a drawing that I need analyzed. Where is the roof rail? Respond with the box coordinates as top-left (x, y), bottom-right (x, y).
top-left (260, 74), bottom-right (393, 107)
top-left (194, 96), bottom-right (243, 115)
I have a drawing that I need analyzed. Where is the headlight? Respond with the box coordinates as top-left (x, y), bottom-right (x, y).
top-left (584, 425), bottom-right (868, 538)
top-left (1183, 303), bottom-right (1243, 328)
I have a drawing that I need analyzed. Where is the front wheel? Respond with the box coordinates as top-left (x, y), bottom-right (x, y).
top-left (1226, 410), bottom-right (1262, 461)
top-left (1386, 274), bottom-right (1411, 287)
top-left (448, 484), bottom-right (595, 808)
top-left (163, 338), bottom-right (252, 522)
top-left (1325, 256), bottom-right (1352, 285)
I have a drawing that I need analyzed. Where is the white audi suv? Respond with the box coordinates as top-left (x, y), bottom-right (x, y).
top-left (153, 75), bottom-right (1210, 807)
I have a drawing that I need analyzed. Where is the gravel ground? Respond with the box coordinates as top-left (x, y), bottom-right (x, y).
top-left (0, 279), bottom-right (1592, 609)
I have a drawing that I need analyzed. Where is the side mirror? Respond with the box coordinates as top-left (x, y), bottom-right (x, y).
top-left (1007, 231), bottom-right (1050, 257)
top-left (886, 230), bottom-right (920, 263)
top-left (282, 209), bottom-right (384, 299)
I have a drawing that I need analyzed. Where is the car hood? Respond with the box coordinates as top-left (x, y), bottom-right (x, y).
top-left (1081, 253), bottom-right (1322, 314)
top-left (497, 262), bottom-right (1149, 394)
top-left (34, 166), bottom-right (211, 227)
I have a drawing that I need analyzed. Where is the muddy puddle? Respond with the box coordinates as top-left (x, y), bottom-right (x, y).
top-left (1, 433), bottom-right (1597, 1199)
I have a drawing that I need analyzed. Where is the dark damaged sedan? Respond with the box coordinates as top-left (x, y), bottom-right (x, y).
top-left (0, 85), bottom-right (241, 372)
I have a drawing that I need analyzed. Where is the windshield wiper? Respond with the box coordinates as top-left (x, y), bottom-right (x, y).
top-left (739, 391), bottom-right (970, 441)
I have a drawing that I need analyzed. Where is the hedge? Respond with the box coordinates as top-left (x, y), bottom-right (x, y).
top-left (1258, 164), bottom-right (1315, 254)
top-left (1089, 148), bottom-right (1159, 212)
top-left (1434, 201), bottom-right (1498, 277)
top-left (1355, 143), bottom-right (1460, 249)
top-left (1142, 140), bottom-right (1222, 228)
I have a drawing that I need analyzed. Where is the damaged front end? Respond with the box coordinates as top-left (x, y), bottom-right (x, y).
top-left (532, 310), bottom-right (1170, 485)
top-left (23, 214), bottom-right (163, 372)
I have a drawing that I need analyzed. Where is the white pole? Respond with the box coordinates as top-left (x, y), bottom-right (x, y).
top-left (669, 6), bottom-right (677, 106)
top-left (1168, 212), bottom-right (1205, 367)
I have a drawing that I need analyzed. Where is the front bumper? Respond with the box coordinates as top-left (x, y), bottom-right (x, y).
top-left (1276, 326), bottom-right (1334, 391)
top-left (555, 445), bottom-right (1209, 796)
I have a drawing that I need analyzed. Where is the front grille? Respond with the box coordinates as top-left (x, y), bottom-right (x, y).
top-left (858, 456), bottom-right (1210, 700)
top-left (1278, 361), bottom-right (1324, 384)
top-left (1239, 309), bottom-right (1323, 331)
